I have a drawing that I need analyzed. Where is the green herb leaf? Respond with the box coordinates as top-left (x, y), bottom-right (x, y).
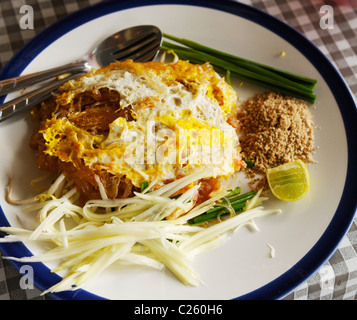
top-left (243, 158), bottom-right (255, 168)
top-left (141, 181), bottom-right (149, 193)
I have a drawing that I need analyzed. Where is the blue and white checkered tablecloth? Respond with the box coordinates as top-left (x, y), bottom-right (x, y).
top-left (0, 0), bottom-right (356, 300)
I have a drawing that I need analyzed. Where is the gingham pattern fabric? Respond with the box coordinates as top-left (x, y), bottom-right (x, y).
top-left (0, 0), bottom-right (356, 300)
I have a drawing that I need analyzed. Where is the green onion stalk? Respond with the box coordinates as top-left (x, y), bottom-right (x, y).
top-left (162, 33), bottom-right (317, 104)
top-left (188, 188), bottom-right (256, 226)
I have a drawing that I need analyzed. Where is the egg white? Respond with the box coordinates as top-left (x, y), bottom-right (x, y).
top-left (42, 60), bottom-right (242, 188)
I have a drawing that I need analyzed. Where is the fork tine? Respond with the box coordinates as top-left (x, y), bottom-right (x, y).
top-left (112, 33), bottom-right (160, 56)
top-left (112, 34), bottom-right (161, 61)
top-left (95, 25), bottom-right (162, 66)
top-left (121, 43), bottom-right (161, 62)
top-left (114, 29), bottom-right (159, 52)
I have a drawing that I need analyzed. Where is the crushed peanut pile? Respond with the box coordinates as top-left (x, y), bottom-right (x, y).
top-left (237, 92), bottom-right (315, 191)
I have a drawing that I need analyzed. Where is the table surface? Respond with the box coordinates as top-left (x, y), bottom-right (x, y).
top-left (0, 0), bottom-right (356, 300)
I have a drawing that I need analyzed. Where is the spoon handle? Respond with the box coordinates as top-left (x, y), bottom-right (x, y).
top-left (0, 71), bottom-right (86, 123)
top-left (0, 60), bottom-right (90, 97)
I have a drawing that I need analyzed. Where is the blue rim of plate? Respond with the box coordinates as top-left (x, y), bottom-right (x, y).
top-left (0, 0), bottom-right (356, 300)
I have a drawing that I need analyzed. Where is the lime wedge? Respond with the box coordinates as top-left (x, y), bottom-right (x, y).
top-left (267, 159), bottom-right (310, 202)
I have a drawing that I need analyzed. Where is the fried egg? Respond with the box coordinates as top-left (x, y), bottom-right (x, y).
top-left (39, 59), bottom-right (243, 190)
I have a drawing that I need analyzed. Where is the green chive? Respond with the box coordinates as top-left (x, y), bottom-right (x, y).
top-left (162, 34), bottom-right (317, 104)
top-left (188, 190), bottom-right (256, 225)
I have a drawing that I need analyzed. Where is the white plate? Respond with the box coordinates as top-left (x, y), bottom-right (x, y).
top-left (0, 0), bottom-right (356, 300)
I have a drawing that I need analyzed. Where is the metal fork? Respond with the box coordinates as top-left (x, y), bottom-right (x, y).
top-left (0, 25), bottom-right (162, 123)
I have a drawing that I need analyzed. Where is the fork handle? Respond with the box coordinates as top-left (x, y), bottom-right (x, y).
top-left (0, 61), bottom-right (90, 96)
top-left (0, 71), bottom-right (86, 123)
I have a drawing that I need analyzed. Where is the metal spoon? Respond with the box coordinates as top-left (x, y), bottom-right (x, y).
top-left (0, 25), bottom-right (162, 123)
